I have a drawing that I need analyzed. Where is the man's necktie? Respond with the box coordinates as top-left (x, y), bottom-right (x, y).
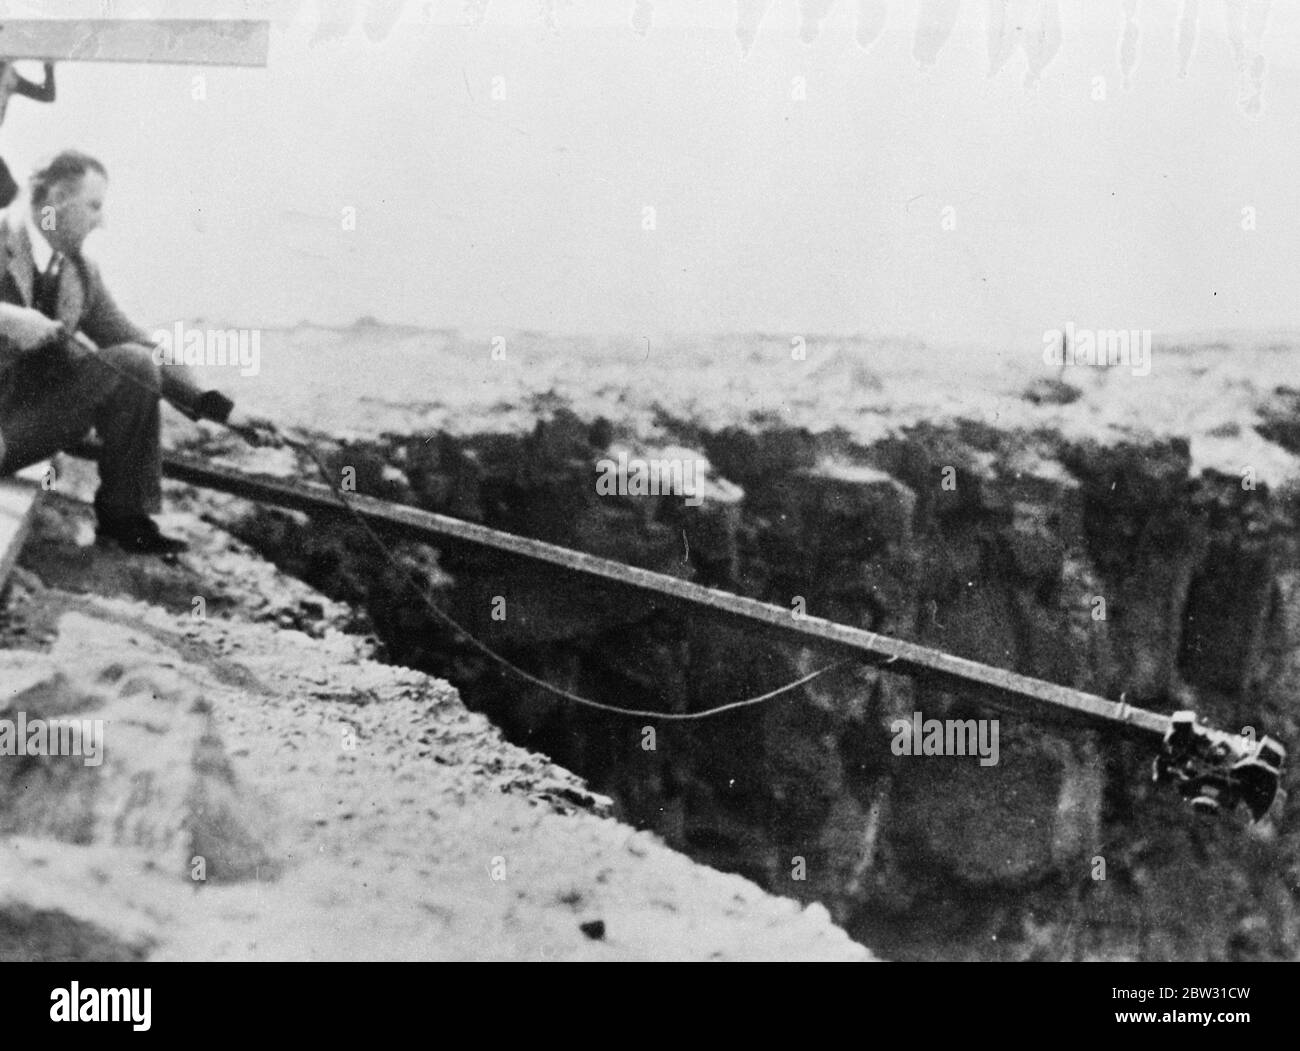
top-left (34, 252), bottom-right (63, 319)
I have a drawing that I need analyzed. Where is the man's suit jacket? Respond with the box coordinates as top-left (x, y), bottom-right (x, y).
top-left (0, 208), bottom-right (150, 367)
top-left (0, 208), bottom-right (215, 421)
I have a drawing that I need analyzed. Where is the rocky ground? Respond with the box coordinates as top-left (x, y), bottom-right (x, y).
top-left (8, 323), bottom-right (1300, 962)
top-left (0, 462), bottom-right (871, 961)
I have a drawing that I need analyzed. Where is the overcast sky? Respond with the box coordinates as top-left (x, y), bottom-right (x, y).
top-left (0, 0), bottom-right (1296, 350)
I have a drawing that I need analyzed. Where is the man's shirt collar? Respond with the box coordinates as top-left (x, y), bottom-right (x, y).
top-left (23, 208), bottom-right (54, 273)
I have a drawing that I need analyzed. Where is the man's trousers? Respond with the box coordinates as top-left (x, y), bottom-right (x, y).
top-left (0, 341), bottom-right (201, 517)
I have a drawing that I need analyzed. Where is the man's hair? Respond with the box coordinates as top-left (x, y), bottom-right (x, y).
top-left (28, 150), bottom-right (107, 207)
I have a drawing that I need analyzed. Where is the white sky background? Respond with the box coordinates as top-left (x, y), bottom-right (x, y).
top-left (0, 0), bottom-right (1296, 351)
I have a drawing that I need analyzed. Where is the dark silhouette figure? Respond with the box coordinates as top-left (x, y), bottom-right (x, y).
top-left (0, 61), bottom-right (55, 208)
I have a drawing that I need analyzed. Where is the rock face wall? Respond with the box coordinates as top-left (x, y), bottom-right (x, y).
top-left (228, 408), bottom-right (1300, 960)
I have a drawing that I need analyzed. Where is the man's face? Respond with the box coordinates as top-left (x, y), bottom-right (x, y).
top-left (45, 170), bottom-right (106, 254)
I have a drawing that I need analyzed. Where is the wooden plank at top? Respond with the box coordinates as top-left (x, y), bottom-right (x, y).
top-left (0, 19), bottom-right (270, 67)
top-left (0, 461), bottom-right (47, 595)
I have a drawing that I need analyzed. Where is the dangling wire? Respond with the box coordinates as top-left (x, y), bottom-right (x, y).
top-left (276, 428), bottom-right (853, 720)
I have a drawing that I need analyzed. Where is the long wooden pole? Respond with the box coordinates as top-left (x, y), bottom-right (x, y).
top-left (139, 448), bottom-right (1169, 741)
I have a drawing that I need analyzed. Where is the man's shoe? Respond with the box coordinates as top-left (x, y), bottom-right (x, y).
top-left (95, 514), bottom-right (188, 556)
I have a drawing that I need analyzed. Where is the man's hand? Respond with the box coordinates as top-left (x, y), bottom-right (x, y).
top-left (0, 305), bottom-right (65, 353)
top-left (224, 408), bottom-right (280, 448)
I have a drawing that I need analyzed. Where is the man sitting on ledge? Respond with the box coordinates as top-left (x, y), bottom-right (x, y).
top-left (0, 149), bottom-right (270, 555)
